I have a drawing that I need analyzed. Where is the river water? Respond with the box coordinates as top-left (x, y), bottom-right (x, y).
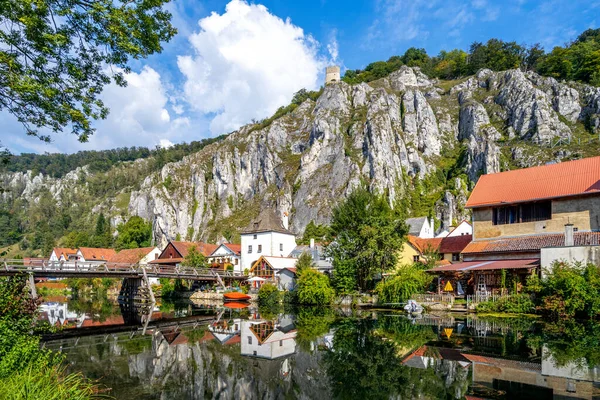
top-left (39, 298), bottom-right (600, 399)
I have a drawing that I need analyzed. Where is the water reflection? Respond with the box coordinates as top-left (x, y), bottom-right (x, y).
top-left (40, 300), bottom-right (600, 399)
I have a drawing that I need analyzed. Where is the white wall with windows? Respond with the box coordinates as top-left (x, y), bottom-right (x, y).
top-left (240, 231), bottom-right (296, 272)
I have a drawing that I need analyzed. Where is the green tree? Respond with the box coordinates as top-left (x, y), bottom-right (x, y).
top-left (375, 265), bottom-right (432, 304)
top-left (299, 220), bottom-right (330, 245)
top-left (257, 283), bottom-right (281, 307)
top-left (295, 268), bottom-right (335, 305)
top-left (92, 213), bottom-right (111, 248)
top-left (63, 231), bottom-right (91, 248)
top-left (295, 251), bottom-right (315, 275)
top-left (0, 0), bottom-right (176, 142)
top-left (181, 246), bottom-right (207, 269)
top-left (114, 216), bottom-right (152, 250)
top-left (329, 186), bottom-right (408, 292)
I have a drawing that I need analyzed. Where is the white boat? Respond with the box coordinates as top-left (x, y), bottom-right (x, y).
top-left (404, 300), bottom-right (424, 314)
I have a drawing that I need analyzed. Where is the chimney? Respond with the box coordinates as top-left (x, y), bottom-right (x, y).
top-left (564, 224), bottom-right (574, 247)
top-left (282, 212), bottom-right (289, 230)
top-left (310, 238), bottom-right (315, 249)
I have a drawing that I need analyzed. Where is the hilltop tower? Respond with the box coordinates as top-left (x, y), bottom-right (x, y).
top-left (325, 66), bottom-right (340, 84)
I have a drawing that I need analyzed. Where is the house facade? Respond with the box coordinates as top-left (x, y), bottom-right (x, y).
top-left (406, 217), bottom-right (435, 238)
top-left (428, 156), bottom-right (600, 296)
top-left (207, 243), bottom-right (242, 272)
top-left (150, 241), bottom-right (218, 267)
top-left (240, 210), bottom-right (297, 273)
top-left (249, 255), bottom-right (297, 290)
top-left (398, 235), bottom-right (472, 266)
top-left (76, 247), bottom-right (116, 266)
top-left (49, 247), bottom-right (78, 263)
top-left (288, 239), bottom-right (333, 273)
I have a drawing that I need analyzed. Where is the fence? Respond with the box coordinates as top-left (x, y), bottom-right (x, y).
top-left (413, 293), bottom-right (455, 304)
top-left (466, 292), bottom-right (511, 308)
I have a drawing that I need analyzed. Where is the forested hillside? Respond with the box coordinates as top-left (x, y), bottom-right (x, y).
top-left (1, 29), bottom-right (599, 258)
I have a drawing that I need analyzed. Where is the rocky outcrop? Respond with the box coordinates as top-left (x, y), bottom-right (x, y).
top-left (2, 67), bottom-right (598, 245)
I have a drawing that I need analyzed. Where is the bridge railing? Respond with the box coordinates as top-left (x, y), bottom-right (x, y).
top-left (1, 259), bottom-right (247, 278)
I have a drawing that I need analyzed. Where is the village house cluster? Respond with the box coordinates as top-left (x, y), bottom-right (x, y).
top-left (46, 155), bottom-right (600, 295)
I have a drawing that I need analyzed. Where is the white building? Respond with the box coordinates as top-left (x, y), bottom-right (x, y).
top-left (76, 247), bottom-right (116, 267)
top-left (406, 217), bottom-right (435, 238)
top-left (240, 209), bottom-right (297, 273)
top-left (240, 317), bottom-right (297, 359)
top-left (249, 255), bottom-right (298, 290)
top-left (49, 247), bottom-right (78, 264)
top-left (289, 238), bottom-right (333, 274)
top-left (207, 243), bottom-right (242, 272)
top-left (446, 221), bottom-right (473, 237)
top-left (108, 247), bottom-right (162, 284)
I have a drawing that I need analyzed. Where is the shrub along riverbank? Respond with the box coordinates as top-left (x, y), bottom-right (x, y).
top-left (476, 262), bottom-right (600, 320)
top-left (0, 275), bottom-right (101, 399)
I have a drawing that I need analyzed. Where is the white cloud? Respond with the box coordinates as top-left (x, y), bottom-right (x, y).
top-left (327, 29), bottom-right (339, 63)
top-left (177, 0), bottom-right (324, 135)
top-left (159, 139), bottom-right (175, 148)
top-left (0, 65), bottom-right (201, 153)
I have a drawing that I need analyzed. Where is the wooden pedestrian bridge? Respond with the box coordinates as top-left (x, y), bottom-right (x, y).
top-left (1, 259), bottom-right (248, 301)
top-left (0, 259), bottom-right (248, 281)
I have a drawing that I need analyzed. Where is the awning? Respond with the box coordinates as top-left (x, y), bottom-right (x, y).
top-left (427, 259), bottom-right (539, 273)
top-left (247, 277), bottom-right (266, 282)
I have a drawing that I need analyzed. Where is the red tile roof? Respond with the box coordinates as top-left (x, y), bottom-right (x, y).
top-left (439, 235), bottom-right (473, 254)
top-left (223, 243), bottom-right (241, 255)
top-left (108, 247), bottom-right (156, 264)
top-left (52, 247), bottom-right (77, 258)
top-left (78, 247), bottom-right (116, 261)
top-left (466, 156), bottom-right (600, 208)
top-left (463, 232), bottom-right (600, 254)
top-left (407, 235), bottom-right (472, 255)
top-left (171, 241), bottom-right (219, 257)
top-left (428, 259), bottom-right (539, 273)
top-left (407, 236), bottom-right (442, 253)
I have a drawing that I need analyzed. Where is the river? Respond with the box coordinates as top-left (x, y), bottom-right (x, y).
top-left (38, 298), bottom-right (600, 399)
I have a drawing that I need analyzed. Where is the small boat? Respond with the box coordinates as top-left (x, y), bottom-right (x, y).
top-left (223, 292), bottom-right (251, 301)
top-left (224, 302), bottom-right (249, 309)
top-left (404, 300), bottom-right (424, 315)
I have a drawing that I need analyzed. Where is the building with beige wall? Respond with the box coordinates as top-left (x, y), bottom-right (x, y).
top-left (325, 66), bottom-right (340, 84)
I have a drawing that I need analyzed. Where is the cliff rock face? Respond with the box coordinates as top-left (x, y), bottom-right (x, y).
top-left (3, 67), bottom-right (599, 245)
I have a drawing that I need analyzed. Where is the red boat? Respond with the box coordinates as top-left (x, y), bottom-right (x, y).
top-left (224, 302), bottom-right (249, 309)
top-left (223, 292), bottom-right (251, 301)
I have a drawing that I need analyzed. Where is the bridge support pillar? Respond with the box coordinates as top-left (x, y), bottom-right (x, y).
top-left (118, 277), bottom-right (153, 303)
top-left (28, 274), bottom-right (37, 300)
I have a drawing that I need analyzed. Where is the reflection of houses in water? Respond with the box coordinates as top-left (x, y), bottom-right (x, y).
top-left (402, 346), bottom-right (471, 370)
top-left (39, 302), bottom-right (86, 327)
top-left (240, 316), bottom-right (297, 360)
top-left (207, 318), bottom-right (242, 346)
top-left (468, 350), bottom-right (599, 399)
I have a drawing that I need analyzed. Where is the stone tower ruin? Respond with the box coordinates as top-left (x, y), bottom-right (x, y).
top-left (325, 66), bottom-right (340, 84)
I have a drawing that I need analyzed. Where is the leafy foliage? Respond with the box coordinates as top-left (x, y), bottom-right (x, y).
top-left (0, 0), bottom-right (176, 142)
top-left (181, 246), bottom-right (208, 269)
top-left (257, 283), bottom-right (281, 307)
top-left (298, 220), bottom-right (331, 245)
top-left (295, 268), bottom-right (335, 305)
top-left (476, 294), bottom-right (536, 314)
top-left (115, 216), bottom-right (152, 250)
top-left (329, 186), bottom-right (408, 292)
top-left (527, 262), bottom-right (600, 320)
top-left (295, 251), bottom-right (315, 275)
top-left (375, 265), bottom-right (432, 304)
top-left (342, 29), bottom-right (600, 85)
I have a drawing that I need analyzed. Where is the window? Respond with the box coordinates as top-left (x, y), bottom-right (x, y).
top-left (452, 253), bottom-right (460, 262)
top-left (247, 336), bottom-right (252, 344)
top-left (280, 243), bottom-right (283, 251)
top-left (492, 201), bottom-right (551, 225)
top-left (280, 340), bottom-right (283, 347)
top-left (253, 234), bottom-right (257, 239)
top-left (413, 255), bottom-right (420, 262)
top-left (248, 245), bottom-right (253, 254)
top-left (235, 259), bottom-right (238, 265)
top-left (258, 244), bottom-right (262, 253)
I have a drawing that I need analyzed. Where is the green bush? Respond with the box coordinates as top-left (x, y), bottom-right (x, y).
top-left (375, 265), bottom-right (432, 304)
top-left (258, 283), bottom-right (281, 307)
top-left (528, 262), bottom-right (600, 320)
top-left (476, 294), bottom-right (536, 314)
top-left (295, 269), bottom-right (335, 305)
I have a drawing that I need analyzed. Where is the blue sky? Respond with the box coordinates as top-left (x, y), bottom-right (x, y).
top-left (2, 0), bottom-right (598, 154)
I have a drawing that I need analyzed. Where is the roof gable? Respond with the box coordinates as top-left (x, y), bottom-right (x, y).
top-left (108, 247), bottom-right (157, 264)
top-left (466, 156), bottom-right (600, 208)
top-left (52, 247), bottom-right (77, 258)
top-left (78, 247), bottom-right (116, 261)
top-left (241, 209), bottom-right (293, 235)
top-left (406, 217), bottom-right (430, 235)
top-left (170, 241), bottom-right (218, 257)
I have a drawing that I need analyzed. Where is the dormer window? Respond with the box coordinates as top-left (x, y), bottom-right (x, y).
top-left (254, 222), bottom-right (259, 229)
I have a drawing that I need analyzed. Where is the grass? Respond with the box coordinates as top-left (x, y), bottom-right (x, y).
top-left (0, 364), bottom-right (105, 400)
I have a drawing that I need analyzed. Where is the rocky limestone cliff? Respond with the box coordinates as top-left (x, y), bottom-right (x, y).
top-left (3, 67), bottom-right (599, 246)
